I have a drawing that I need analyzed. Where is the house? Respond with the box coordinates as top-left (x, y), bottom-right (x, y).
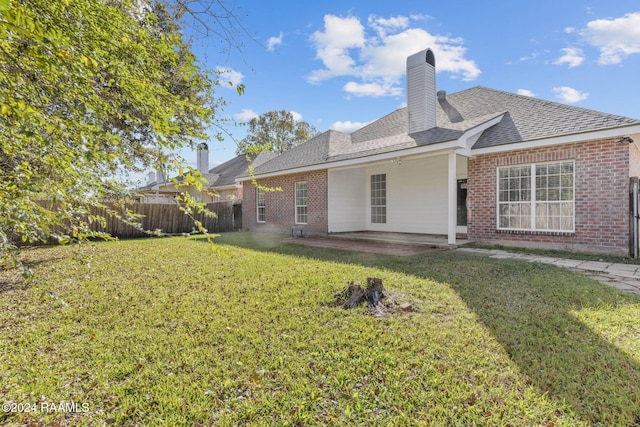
top-left (137, 146), bottom-right (276, 204)
top-left (240, 48), bottom-right (640, 255)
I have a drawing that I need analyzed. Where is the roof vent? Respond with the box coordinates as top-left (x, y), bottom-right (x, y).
top-left (407, 48), bottom-right (437, 134)
top-left (437, 90), bottom-right (447, 101)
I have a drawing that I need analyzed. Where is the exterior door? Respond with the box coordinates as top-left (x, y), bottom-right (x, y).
top-left (457, 179), bottom-right (468, 226)
top-left (630, 177), bottom-right (639, 257)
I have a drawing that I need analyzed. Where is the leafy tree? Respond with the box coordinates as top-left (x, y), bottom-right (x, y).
top-left (236, 110), bottom-right (319, 155)
top-left (0, 0), bottom-right (243, 273)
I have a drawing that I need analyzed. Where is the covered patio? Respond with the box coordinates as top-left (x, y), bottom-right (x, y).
top-left (327, 231), bottom-right (470, 248)
top-left (327, 150), bottom-right (469, 245)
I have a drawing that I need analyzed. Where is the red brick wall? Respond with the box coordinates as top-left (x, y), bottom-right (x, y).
top-left (468, 139), bottom-right (630, 254)
top-left (242, 170), bottom-right (328, 235)
top-left (630, 143), bottom-right (640, 179)
top-left (213, 187), bottom-right (242, 202)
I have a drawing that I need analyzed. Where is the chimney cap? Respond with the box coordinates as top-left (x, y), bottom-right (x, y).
top-left (407, 48), bottom-right (435, 69)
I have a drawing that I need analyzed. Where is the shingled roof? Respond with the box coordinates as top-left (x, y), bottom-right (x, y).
top-left (207, 152), bottom-right (277, 187)
top-left (251, 86), bottom-right (640, 176)
top-left (139, 152), bottom-right (277, 191)
top-left (449, 87), bottom-right (639, 149)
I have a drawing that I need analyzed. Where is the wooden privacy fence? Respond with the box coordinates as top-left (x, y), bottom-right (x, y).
top-left (91, 201), bottom-right (240, 238)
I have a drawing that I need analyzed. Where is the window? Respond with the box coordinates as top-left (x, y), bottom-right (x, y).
top-left (256, 188), bottom-right (265, 223)
top-left (498, 165), bottom-right (532, 229)
top-left (498, 161), bottom-right (574, 232)
top-left (295, 181), bottom-right (307, 224)
top-left (371, 174), bottom-right (387, 224)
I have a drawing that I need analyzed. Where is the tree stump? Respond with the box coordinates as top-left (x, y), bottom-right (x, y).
top-left (366, 277), bottom-right (386, 306)
top-left (336, 277), bottom-right (389, 316)
top-left (343, 282), bottom-right (367, 309)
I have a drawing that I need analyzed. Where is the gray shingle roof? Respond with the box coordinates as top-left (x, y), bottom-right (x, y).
top-left (448, 87), bottom-right (640, 149)
top-left (250, 131), bottom-right (332, 175)
top-left (139, 152), bottom-right (277, 191)
top-left (208, 152), bottom-right (276, 186)
top-left (252, 86), bottom-right (640, 176)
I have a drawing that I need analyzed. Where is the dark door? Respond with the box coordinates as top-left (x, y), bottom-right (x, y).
top-left (457, 179), bottom-right (468, 226)
top-left (630, 177), bottom-right (639, 257)
top-left (233, 203), bottom-right (243, 231)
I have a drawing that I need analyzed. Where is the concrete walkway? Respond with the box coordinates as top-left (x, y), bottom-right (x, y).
top-left (457, 247), bottom-right (640, 296)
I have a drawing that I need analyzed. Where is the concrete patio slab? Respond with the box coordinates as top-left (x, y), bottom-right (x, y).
top-left (285, 235), bottom-right (640, 296)
top-left (551, 259), bottom-right (585, 268)
top-left (574, 261), bottom-right (612, 272)
top-left (284, 237), bottom-right (434, 256)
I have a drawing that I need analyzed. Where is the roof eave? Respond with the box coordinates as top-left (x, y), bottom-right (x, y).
top-left (240, 139), bottom-right (461, 180)
top-left (212, 183), bottom-right (241, 190)
top-left (471, 123), bottom-right (640, 156)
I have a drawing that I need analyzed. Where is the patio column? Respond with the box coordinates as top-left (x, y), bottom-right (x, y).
top-left (447, 151), bottom-right (457, 245)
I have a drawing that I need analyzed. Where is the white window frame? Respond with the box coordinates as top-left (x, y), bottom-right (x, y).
top-left (497, 160), bottom-right (575, 232)
top-left (256, 188), bottom-right (266, 223)
top-left (371, 173), bottom-right (387, 224)
top-left (295, 181), bottom-right (307, 224)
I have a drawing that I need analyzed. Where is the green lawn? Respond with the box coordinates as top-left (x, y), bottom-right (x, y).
top-left (1, 233), bottom-right (639, 426)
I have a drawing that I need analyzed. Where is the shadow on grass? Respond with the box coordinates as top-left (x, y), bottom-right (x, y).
top-left (440, 260), bottom-right (640, 425)
top-left (205, 232), bottom-right (640, 425)
top-left (1, 250), bottom-right (70, 293)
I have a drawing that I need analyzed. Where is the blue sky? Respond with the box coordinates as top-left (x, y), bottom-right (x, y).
top-left (171, 0), bottom-right (640, 173)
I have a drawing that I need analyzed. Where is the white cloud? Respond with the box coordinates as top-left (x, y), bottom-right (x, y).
top-left (343, 81), bottom-right (402, 97)
top-left (215, 67), bottom-right (244, 88)
top-left (579, 12), bottom-right (640, 64)
top-left (505, 51), bottom-right (538, 65)
top-left (554, 47), bottom-right (585, 68)
top-left (290, 111), bottom-right (303, 121)
top-left (331, 120), bottom-right (371, 133)
top-left (518, 51), bottom-right (539, 62)
top-left (267, 32), bottom-right (283, 52)
top-left (308, 14), bottom-right (480, 97)
top-left (308, 15), bottom-right (366, 82)
top-left (517, 89), bottom-right (535, 97)
top-left (368, 15), bottom-right (410, 37)
top-left (553, 86), bottom-right (589, 103)
top-left (234, 109), bottom-right (258, 121)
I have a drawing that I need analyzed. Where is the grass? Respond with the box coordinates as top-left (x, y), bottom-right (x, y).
top-left (0, 232), bottom-right (638, 426)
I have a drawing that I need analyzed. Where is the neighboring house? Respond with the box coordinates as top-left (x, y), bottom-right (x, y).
top-left (202, 151), bottom-right (277, 202)
top-left (240, 48), bottom-right (640, 255)
top-left (137, 146), bottom-right (276, 204)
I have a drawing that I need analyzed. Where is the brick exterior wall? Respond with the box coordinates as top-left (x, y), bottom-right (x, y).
top-left (468, 138), bottom-right (631, 254)
top-left (629, 143), bottom-right (640, 179)
top-left (242, 170), bottom-right (328, 235)
top-left (213, 187), bottom-right (242, 202)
